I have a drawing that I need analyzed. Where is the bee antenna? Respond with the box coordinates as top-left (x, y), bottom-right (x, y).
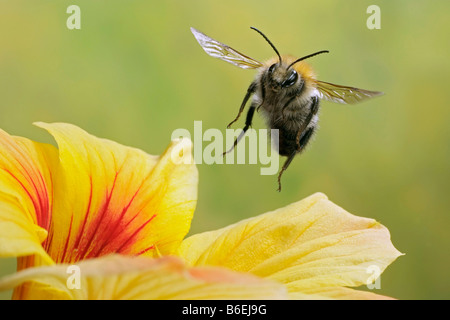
top-left (287, 50), bottom-right (329, 69)
top-left (250, 27), bottom-right (282, 64)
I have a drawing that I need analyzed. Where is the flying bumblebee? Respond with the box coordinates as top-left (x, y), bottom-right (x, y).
top-left (191, 27), bottom-right (383, 191)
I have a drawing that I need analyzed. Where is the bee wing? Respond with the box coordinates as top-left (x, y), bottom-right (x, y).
top-left (191, 27), bottom-right (263, 69)
top-left (315, 80), bottom-right (383, 104)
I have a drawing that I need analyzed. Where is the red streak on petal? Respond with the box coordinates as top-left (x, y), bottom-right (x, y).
top-left (114, 214), bottom-right (157, 256)
top-left (43, 220), bottom-right (54, 251)
top-left (2, 138), bottom-right (51, 231)
top-left (34, 170), bottom-right (51, 230)
top-left (72, 176), bottom-right (94, 256)
top-left (3, 168), bottom-right (49, 230)
top-left (59, 214), bottom-right (74, 263)
top-left (90, 185), bottom-right (142, 258)
top-left (136, 244), bottom-right (155, 256)
top-left (75, 170), bottom-right (120, 261)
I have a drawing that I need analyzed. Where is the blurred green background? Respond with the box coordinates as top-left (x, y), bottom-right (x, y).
top-left (0, 0), bottom-right (449, 299)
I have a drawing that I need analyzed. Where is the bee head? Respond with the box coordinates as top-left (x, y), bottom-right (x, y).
top-left (268, 62), bottom-right (299, 89)
top-left (250, 27), bottom-right (329, 91)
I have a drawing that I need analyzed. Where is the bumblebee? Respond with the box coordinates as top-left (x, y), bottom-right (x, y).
top-left (191, 27), bottom-right (383, 191)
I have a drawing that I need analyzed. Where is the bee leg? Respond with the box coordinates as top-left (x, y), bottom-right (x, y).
top-left (296, 96), bottom-right (319, 149)
top-left (278, 127), bottom-right (316, 192)
top-left (296, 130), bottom-right (302, 149)
top-left (223, 103), bottom-right (257, 155)
top-left (257, 104), bottom-right (263, 113)
top-left (277, 151), bottom-right (296, 192)
top-left (297, 127), bottom-right (315, 151)
top-left (257, 77), bottom-right (266, 112)
top-left (227, 81), bottom-right (257, 128)
top-left (277, 97), bottom-right (319, 191)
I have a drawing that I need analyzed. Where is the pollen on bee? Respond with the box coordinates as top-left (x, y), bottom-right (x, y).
top-left (285, 57), bottom-right (317, 84)
top-left (292, 61), bottom-right (316, 82)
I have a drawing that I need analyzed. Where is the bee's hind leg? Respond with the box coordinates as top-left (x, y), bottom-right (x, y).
top-left (226, 81), bottom-right (256, 128)
top-left (277, 126), bottom-right (316, 192)
top-left (223, 103), bottom-right (257, 155)
top-left (277, 151), bottom-right (297, 192)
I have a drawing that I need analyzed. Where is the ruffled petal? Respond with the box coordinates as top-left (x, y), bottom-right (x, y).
top-left (0, 129), bottom-right (56, 264)
top-left (34, 123), bottom-right (198, 264)
top-left (178, 193), bottom-right (402, 296)
top-left (0, 255), bottom-right (287, 300)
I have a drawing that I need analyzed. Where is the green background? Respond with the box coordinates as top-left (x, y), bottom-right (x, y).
top-left (0, 0), bottom-right (449, 299)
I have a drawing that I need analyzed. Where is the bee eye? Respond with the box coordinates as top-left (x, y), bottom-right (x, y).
top-left (281, 71), bottom-right (298, 88)
top-left (268, 64), bottom-right (276, 74)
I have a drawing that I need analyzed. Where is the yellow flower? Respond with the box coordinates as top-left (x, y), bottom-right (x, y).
top-left (0, 123), bottom-right (402, 299)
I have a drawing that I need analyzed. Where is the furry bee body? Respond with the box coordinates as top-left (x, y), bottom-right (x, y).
top-left (255, 55), bottom-right (319, 157)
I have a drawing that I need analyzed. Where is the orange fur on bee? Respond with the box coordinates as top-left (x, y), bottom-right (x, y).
top-left (263, 54), bottom-right (317, 84)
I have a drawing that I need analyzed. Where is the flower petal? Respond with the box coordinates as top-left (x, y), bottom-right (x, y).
top-left (35, 122), bottom-right (198, 263)
top-left (0, 129), bottom-right (56, 264)
top-left (0, 255), bottom-right (288, 300)
top-left (178, 193), bottom-right (402, 295)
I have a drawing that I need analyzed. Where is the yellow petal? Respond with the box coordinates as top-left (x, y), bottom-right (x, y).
top-left (34, 123), bottom-right (198, 264)
top-left (178, 193), bottom-right (402, 295)
top-left (0, 129), bottom-right (56, 264)
top-left (0, 255), bottom-right (287, 300)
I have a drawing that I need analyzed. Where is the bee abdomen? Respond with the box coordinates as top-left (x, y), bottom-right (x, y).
top-left (271, 96), bottom-right (320, 156)
top-left (276, 129), bottom-right (298, 156)
top-left (273, 126), bottom-right (314, 156)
